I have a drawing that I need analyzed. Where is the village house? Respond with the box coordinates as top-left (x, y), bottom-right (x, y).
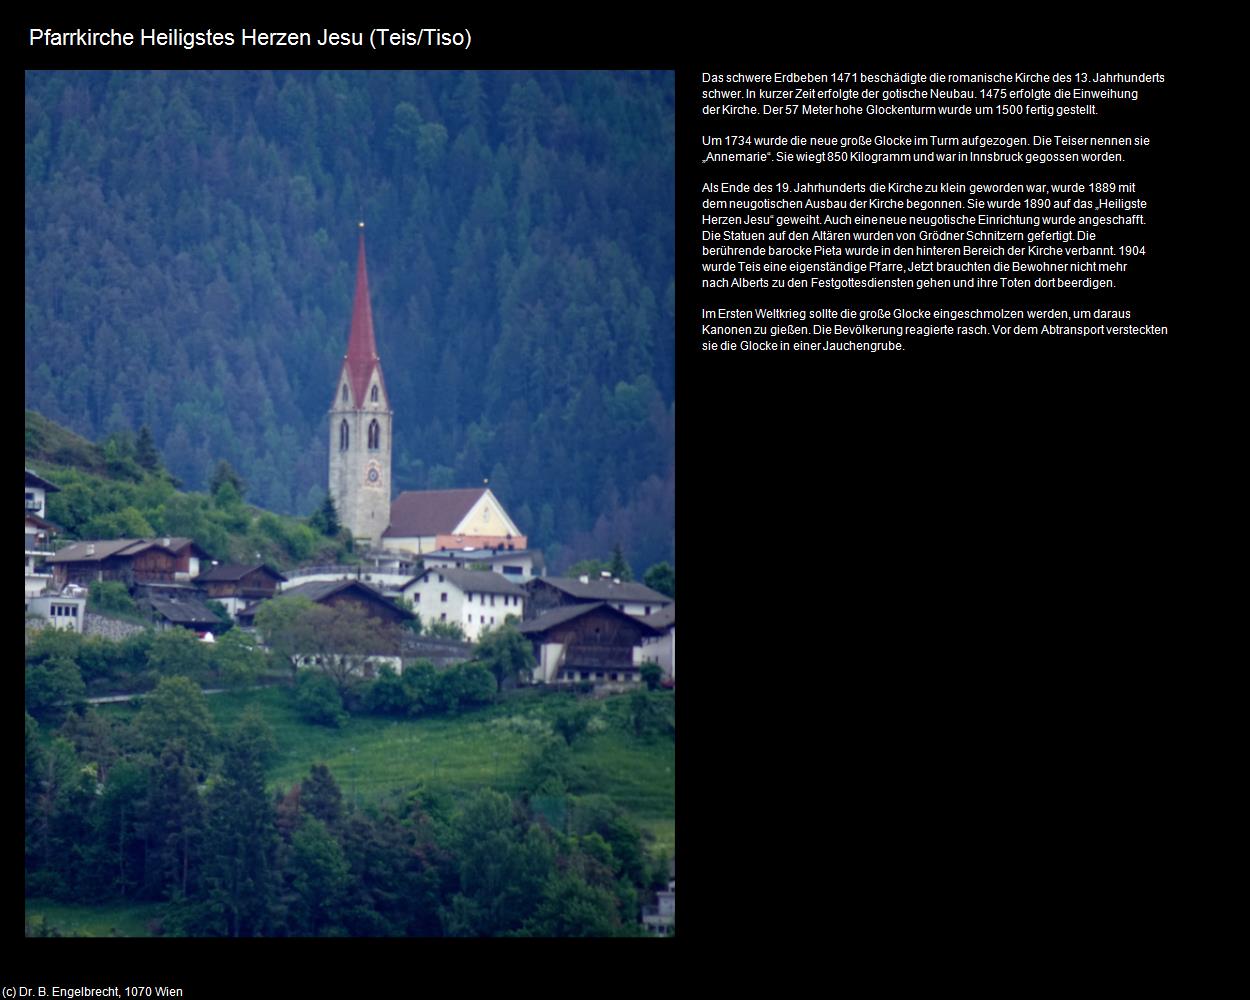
top-left (518, 602), bottom-right (664, 689)
top-left (418, 546), bottom-right (543, 581)
top-left (524, 574), bottom-right (673, 621)
top-left (144, 590), bottom-right (226, 635)
top-left (26, 592), bottom-right (87, 633)
top-left (238, 577), bottom-right (413, 628)
top-left (196, 562), bottom-right (287, 619)
top-left (400, 567), bottom-right (526, 642)
top-left (24, 469), bottom-right (60, 600)
top-left (382, 487), bottom-right (528, 556)
top-left (49, 538), bottom-right (182, 589)
top-left (639, 604), bottom-right (675, 682)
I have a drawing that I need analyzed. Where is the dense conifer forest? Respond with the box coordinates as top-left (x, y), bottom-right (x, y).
top-left (25, 70), bottom-right (674, 573)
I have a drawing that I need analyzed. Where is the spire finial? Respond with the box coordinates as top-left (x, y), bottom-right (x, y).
top-left (358, 220), bottom-right (365, 229)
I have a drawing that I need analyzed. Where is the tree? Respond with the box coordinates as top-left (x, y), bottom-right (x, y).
top-left (134, 676), bottom-right (217, 777)
top-left (473, 624), bottom-right (536, 693)
top-left (608, 542), bottom-right (633, 582)
top-left (308, 493), bottom-right (341, 537)
top-left (147, 627), bottom-right (212, 682)
top-left (200, 717), bottom-right (281, 936)
top-left (425, 619), bottom-right (466, 641)
top-left (294, 670), bottom-right (348, 727)
top-left (520, 871), bottom-right (628, 937)
top-left (640, 661), bottom-right (662, 691)
top-left (134, 425), bottom-right (160, 471)
top-left (25, 656), bottom-right (87, 725)
top-left (642, 561), bottom-right (674, 598)
top-left (143, 743), bottom-right (204, 900)
top-left (88, 579), bottom-right (140, 616)
top-left (442, 789), bottom-right (556, 936)
top-left (209, 459), bottom-right (246, 501)
top-left (285, 817), bottom-right (352, 935)
top-left (300, 764), bottom-right (345, 828)
top-left (212, 628), bottom-right (266, 690)
top-left (253, 595), bottom-right (318, 674)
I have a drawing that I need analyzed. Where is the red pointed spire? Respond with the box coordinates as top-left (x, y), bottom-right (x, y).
top-left (342, 223), bottom-right (382, 408)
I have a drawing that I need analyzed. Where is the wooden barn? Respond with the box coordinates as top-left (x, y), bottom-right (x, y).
top-left (49, 538), bottom-right (182, 589)
top-left (518, 602), bottom-right (663, 689)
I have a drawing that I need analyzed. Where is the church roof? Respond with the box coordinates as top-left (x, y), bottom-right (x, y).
top-left (384, 488), bottom-right (490, 538)
top-left (338, 226), bottom-right (386, 409)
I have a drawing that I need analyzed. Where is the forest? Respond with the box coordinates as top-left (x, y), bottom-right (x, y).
top-left (25, 70), bottom-right (675, 573)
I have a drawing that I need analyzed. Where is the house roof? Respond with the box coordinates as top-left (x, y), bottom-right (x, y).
top-left (642, 604), bottom-right (675, 629)
top-left (384, 488), bottom-right (489, 538)
top-left (197, 562), bottom-right (287, 583)
top-left (25, 512), bottom-right (56, 531)
top-left (408, 567), bottom-right (526, 596)
top-left (146, 594), bottom-right (220, 626)
top-left (517, 602), bottom-right (664, 637)
top-left (49, 537), bottom-right (205, 563)
top-left (49, 538), bottom-right (149, 563)
top-left (281, 578), bottom-right (413, 617)
top-left (528, 576), bottom-right (673, 605)
top-left (26, 468), bottom-right (60, 492)
top-left (336, 226), bottom-right (387, 409)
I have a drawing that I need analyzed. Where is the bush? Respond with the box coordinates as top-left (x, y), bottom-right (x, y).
top-left (364, 665), bottom-right (411, 715)
top-left (295, 670), bottom-right (348, 727)
top-left (88, 580), bottom-right (140, 616)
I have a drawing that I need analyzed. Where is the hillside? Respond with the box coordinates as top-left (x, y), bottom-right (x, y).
top-left (25, 70), bottom-right (675, 574)
top-left (27, 410), bottom-right (345, 569)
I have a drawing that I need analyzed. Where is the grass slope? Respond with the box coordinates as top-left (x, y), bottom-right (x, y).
top-left (202, 687), bottom-right (675, 823)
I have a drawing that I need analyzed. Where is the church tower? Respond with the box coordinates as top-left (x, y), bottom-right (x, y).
top-left (328, 223), bottom-right (393, 547)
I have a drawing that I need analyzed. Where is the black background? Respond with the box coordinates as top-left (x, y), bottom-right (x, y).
top-left (18, 12), bottom-right (1197, 981)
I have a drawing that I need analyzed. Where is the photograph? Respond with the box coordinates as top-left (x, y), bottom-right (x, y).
top-left (25, 69), bottom-right (675, 939)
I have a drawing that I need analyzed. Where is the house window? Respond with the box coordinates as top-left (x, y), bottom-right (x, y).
top-left (490, 595), bottom-right (495, 606)
top-left (441, 593), bottom-right (448, 603)
top-left (503, 565), bottom-right (522, 575)
top-left (412, 593), bottom-right (420, 603)
top-left (370, 385), bottom-right (379, 402)
top-left (610, 673), bottom-right (618, 681)
top-left (437, 574), bottom-right (444, 583)
top-left (645, 606), bottom-right (652, 615)
top-left (368, 419), bottom-right (380, 450)
top-left (340, 419), bottom-right (350, 450)
top-left (467, 592), bottom-right (474, 602)
top-left (440, 613), bottom-right (446, 621)
top-left (480, 615), bottom-right (485, 623)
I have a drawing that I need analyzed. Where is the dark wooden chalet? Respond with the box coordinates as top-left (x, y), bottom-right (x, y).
top-left (238, 578), bottom-right (412, 627)
top-left (49, 538), bottom-right (182, 589)
top-left (197, 563), bottom-right (287, 602)
top-left (518, 602), bottom-right (663, 687)
top-left (523, 576), bottom-right (672, 620)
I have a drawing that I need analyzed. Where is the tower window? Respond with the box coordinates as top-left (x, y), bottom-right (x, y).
top-left (371, 385), bottom-right (379, 402)
top-left (368, 419), bottom-right (380, 450)
top-left (342, 384), bottom-right (348, 403)
top-left (340, 420), bottom-right (350, 451)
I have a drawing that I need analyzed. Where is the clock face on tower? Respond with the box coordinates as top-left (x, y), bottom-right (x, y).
top-left (365, 461), bottom-right (382, 489)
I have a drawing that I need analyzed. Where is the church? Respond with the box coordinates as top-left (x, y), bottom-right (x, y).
top-left (328, 226), bottom-right (524, 555)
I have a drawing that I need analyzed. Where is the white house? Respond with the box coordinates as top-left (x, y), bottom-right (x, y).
top-left (418, 546), bottom-right (542, 582)
top-left (25, 468), bottom-right (57, 520)
top-left (639, 604), bottom-right (675, 682)
top-left (27, 593), bottom-right (86, 633)
top-left (401, 567), bottom-right (526, 642)
top-left (24, 469), bottom-right (60, 600)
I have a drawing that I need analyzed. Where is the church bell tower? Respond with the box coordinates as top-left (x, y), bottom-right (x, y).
top-left (328, 223), bottom-right (392, 547)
